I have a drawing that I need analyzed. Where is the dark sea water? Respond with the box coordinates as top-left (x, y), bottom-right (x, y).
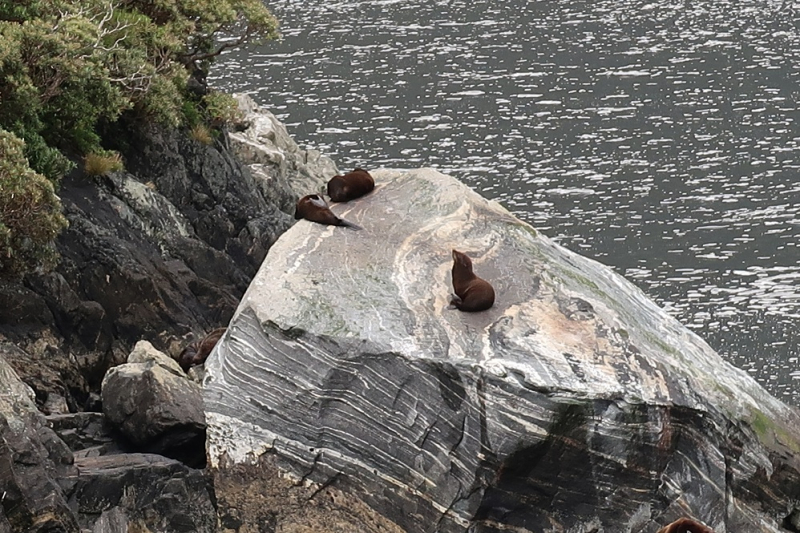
top-left (210, 0), bottom-right (800, 405)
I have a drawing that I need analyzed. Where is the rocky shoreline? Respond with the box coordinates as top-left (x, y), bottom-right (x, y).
top-left (2, 96), bottom-right (800, 532)
top-left (0, 96), bottom-right (334, 532)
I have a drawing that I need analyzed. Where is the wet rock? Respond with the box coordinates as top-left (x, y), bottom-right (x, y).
top-left (206, 168), bottom-right (800, 533)
top-left (101, 344), bottom-right (205, 466)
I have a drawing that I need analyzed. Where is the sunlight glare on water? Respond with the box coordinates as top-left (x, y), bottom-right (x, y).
top-left (211, 0), bottom-right (800, 404)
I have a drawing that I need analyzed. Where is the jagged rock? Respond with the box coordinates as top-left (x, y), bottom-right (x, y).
top-left (0, 353), bottom-right (79, 532)
top-left (0, 332), bottom-right (87, 415)
top-left (205, 168), bottom-right (800, 532)
top-left (1, 105), bottom-right (334, 409)
top-left (102, 345), bottom-right (205, 466)
top-left (47, 412), bottom-right (116, 455)
top-left (90, 507), bottom-right (129, 533)
top-left (69, 453), bottom-right (216, 533)
top-left (230, 94), bottom-right (338, 214)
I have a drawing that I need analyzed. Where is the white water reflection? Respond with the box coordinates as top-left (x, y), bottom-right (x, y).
top-left (211, 0), bottom-right (800, 404)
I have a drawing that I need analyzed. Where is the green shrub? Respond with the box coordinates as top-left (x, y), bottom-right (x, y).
top-left (0, 128), bottom-right (68, 278)
top-left (0, 0), bottom-right (279, 276)
top-left (203, 91), bottom-right (243, 126)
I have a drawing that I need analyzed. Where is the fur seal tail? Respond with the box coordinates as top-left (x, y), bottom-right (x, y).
top-left (338, 219), bottom-right (363, 231)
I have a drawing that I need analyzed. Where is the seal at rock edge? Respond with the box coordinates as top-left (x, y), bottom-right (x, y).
top-left (656, 517), bottom-right (715, 533)
top-left (294, 194), bottom-right (362, 229)
top-left (177, 327), bottom-right (226, 372)
top-left (449, 249), bottom-right (495, 312)
top-left (327, 168), bottom-right (375, 202)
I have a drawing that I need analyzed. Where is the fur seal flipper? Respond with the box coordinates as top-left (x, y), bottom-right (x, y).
top-left (327, 168), bottom-right (375, 202)
top-left (294, 194), bottom-right (362, 229)
top-left (656, 518), bottom-right (715, 533)
top-left (450, 249), bottom-right (495, 312)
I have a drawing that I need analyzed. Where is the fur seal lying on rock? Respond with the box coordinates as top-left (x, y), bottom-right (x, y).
top-left (656, 518), bottom-right (715, 533)
top-left (449, 249), bottom-right (495, 312)
top-left (295, 194), bottom-right (362, 229)
top-left (177, 327), bottom-right (226, 372)
top-left (327, 168), bottom-right (375, 202)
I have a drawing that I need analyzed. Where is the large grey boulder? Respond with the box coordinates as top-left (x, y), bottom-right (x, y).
top-left (102, 341), bottom-right (205, 466)
top-left (205, 168), bottom-right (800, 532)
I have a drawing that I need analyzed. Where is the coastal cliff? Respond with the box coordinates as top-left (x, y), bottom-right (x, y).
top-left (0, 96), bottom-right (335, 532)
top-left (205, 168), bottom-right (800, 532)
top-left (0, 96), bottom-right (335, 413)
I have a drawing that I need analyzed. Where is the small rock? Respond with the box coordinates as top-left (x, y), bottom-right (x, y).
top-left (42, 392), bottom-right (70, 415)
top-left (127, 340), bottom-right (184, 376)
top-left (101, 352), bottom-right (205, 466)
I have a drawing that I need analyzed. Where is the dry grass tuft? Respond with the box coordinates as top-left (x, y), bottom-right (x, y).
top-left (190, 123), bottom-right (213, 145)
top-left (84, 151), bottom-right (124, 176)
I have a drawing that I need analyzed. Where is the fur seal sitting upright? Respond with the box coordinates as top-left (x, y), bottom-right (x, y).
top-left (656, 518), bottom-right (715, 533)
top-left (177, 327), bottom-right (226, 372)
top-left (327, 168), bottom-right (375, 202)
top-left (294, 194), bottom-right (361, 229)
top-left (449, 249), bottom-right (495, 312)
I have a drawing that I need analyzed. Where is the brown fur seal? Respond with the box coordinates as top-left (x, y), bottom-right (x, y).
top-left (449, 249), bottom-right (495, 312)
top-left (656, 518), bottom-right (715, 533)
top-left (327, 168), bottom-right (375, 202)
top-left (177, 327), bottom-right (226, 372)
top-left (294, 194), bottom-right (361, 229)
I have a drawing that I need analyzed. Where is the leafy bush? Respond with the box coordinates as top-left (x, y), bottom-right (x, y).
top-left (0, 0), bottom-right (279, 277)
top-left (0, 128), bottom-right (68, 277)
top-left (203, 91), bottom-right (243, 126)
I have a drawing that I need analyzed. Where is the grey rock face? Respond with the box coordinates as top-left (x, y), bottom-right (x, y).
top-left (1, 100), bottom-right (335, 410)
top-left (102, 343), bottom-right (205, 466)
top-left (0, 352), bottom-right (79, 532)
top-left (206, 168), bottom-right (800, 532)
top-left (47, 412), bottom-right (116, 457)
top-left (69, 453), bottom-right (216, 533)
top-left (229, 94), bottom-right (337, 214)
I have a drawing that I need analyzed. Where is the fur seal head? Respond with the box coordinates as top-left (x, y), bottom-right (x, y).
top-left (294, 194), bottom-right (361, 229)
top-left (656, 518), bottom-right (715, 533)
top-left (327, 168), bottom-right (375, 202)
top-left (450, 249), bottom-right (495, 312)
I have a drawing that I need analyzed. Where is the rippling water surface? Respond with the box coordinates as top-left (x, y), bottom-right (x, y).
top-left (211, 0), bottom-right (800, 404)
